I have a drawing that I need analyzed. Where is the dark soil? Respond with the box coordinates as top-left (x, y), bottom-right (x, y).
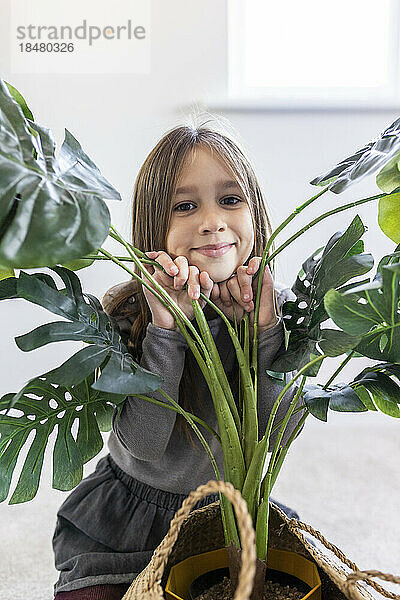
top-left (191, 567), bottom-right (310, 600)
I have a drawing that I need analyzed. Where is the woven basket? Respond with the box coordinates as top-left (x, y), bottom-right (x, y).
top-left (122, 480), bottom-right (399, 600)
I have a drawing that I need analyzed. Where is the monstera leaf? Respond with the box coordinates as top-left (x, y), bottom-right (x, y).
top-left (4, 80), bottom-right (34, 123)
top-left (311, 116), bottom-right (400, 193)
top-left (0, 266), bottom-right (163, 410)
top-left (0, 370), bottom-right (126, 504)
top-left (303, 382), bottom-right (367, 421)
top-left (324, 252), bottom-right (400, 363)
top-left (271, 215), bottom-right (374, 375)
top-left (0, 77), bottom-right (121, 268)
top-left (303, 361), bottom-right (400, 422)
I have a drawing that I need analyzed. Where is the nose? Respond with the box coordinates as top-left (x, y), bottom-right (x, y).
top-left (198, 207), bottom-right (227, 234)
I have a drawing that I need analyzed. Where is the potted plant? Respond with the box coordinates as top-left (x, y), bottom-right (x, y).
top-left (0, 77), bottom-right (399, 600)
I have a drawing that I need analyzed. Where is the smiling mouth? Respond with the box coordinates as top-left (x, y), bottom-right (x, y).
top-left (193, 243), bottom-right (235, 257)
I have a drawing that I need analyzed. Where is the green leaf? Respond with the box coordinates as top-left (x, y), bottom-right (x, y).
top-left (0, 372), bottom-right (126, 503)
top-left (325, 261), bottom-right (400, 362)
top-left (310, 116), bottom-right (400, 193)
top-left (378, 192), bottom-right (400, 244)
top-left (43, 345), bottom-right (110, 386)
top-left (4, 81), bottom-right (34, 121)
top-left (0, 77), bottom-right (121, 268)
top-left (0, 266), bottom-right (15, 281)
top-left (303, 382), bottom-right (367, 421)
top-left (302, 385), bottom-right (330, 421)
top-left (318, 328), bottom-right (361, 357)
top-left (376, 149), bottom-right (400, 193)
top-left (353, 371), bottom-right (400, 417)
top-left (92, 351), bottom-right (164, 396)
top-left (8, 268), bottom-right (163, 410)
top-left (272, 216), bottom-right (372, 372)
top-left (327, 384), bottom-right (367, 413)
top-left (353, 386), bottom-right (377, 411)
top-left (0, 276), bottom-right (17, 300)
top-left (324, 289), bottom-right (382, 335)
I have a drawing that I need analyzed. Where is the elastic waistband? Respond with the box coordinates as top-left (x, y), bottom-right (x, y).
top-left (107, 454), bottom-right (219, 511)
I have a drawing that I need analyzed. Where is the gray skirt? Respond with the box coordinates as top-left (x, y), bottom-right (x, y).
top-left (52, 453), bottom-right (299, 596)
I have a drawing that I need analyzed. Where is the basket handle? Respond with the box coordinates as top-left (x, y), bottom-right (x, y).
top-left (139, 480), bottom-right (256, 600)
top-left (343, 571), bottom-right (400, 600)
top-left (284, 517), bottom-right (400, 600)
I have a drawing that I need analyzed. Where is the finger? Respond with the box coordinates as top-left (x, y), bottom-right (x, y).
top-left (187, 265), bottom-right (200, 299)
top-left (236, 265), bottom-right (253, 303)
top-left (173, 255), bottom-right (189, 290)
top-left (227, 276), bottom-right (253, 312)
top-left (247, 256), bottom-right (262, 277)
top-left (199, 271), bottom-right (214, 297)
top-left (210, 281), bottom-right (220, 302)
top-left (144, 250), bottom-right (179, 278)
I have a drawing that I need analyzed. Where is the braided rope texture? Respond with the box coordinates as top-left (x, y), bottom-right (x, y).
top-left (286, 518), bottom-right (400, 600)
top-left (122, 480), bottom-right (256, 600)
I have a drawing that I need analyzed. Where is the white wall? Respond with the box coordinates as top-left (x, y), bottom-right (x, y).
top-left (0, 0), bottom-right (398, 476)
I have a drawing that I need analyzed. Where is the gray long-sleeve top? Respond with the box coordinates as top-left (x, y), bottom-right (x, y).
top-left (107, 288), bottom-right (304, 495)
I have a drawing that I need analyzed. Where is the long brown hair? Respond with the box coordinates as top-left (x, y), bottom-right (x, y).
top-left (102, 116), bottom-right (274, 447)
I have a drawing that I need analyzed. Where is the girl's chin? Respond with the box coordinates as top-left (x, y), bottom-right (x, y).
top-left (203, 266), bottom-right (236, 284)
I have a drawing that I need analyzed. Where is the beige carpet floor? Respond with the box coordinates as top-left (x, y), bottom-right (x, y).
top-left (0, 413), bottom-right (398, 600)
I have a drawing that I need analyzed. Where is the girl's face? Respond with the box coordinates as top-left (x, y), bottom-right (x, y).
top-left (166, 147), bottom-right (255, 283)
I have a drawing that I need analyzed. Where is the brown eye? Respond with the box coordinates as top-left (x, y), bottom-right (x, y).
top-left (222, 196), bottom-right (242, 205)
top-left (174, 202), bottom-right (195, 212)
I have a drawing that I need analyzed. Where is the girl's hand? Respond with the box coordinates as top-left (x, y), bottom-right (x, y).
top-left (210, 257), bottom-right (279, 339)
top-left (141, 251), bottom-right (214, 330)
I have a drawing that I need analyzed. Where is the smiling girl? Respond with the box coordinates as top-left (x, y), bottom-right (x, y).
top-left (52, 120), bottom-right (304, 600)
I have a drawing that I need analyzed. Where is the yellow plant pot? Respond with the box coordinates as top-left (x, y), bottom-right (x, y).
top-left (166, 546), bottom-right (321, 600)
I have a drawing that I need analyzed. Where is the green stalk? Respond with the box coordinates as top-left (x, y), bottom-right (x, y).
top-left (83, 254), bottom-right (153, 264)
top-left (192, 300), bottom-right (241, 436)
top-left (271, 405), bottom-right (306, 434)
top-left (135, 387), bottom-right (239, 549)
top-left (269, 412), bottom-right (308, 491)
top-left (241, 355), bottom-right (325, 530)
top-left (255, 377), bottom-right (306, 561)
top-left (199, 293), bottom-right (258, 469)
top-left (191, 301), bottom-right (245, 491)
top-left (250, 187), bottom-right (328, 378)
top-left (132, 394), bottom-right (221, 443)
top-left (260, 376), bottom-right (306, 502)
top-left (251, 189), bottom-right (389, 374)
top-left (267, 191), bottom-right (388, 265)
top-left (255, 497), bottom-right (269, 560)
top-left (240, 313), bottom-right (257, 470)
top-left (323, 351), bottom-right (355, 390)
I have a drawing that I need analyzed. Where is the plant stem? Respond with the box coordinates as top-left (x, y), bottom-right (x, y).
top-left (83, 254), bottom-right (153, 264)
top-left (240, 354), bottom-right (325, 533)
top-left (260, 376), bottom-right (306, 500)
top-left (192, 300), bottom-right (241, 436)
top-left (269, 411), bottom-right (309, 491)
top-left (250, 189), bottom-right (387, 375)
top-left (255, 377), bottom-right (306, 561)
top-left (198, 292), bottom-right (258, 469)
top-left (157, 389), bottom-right (222, 481)
top-left (148, 387), bottom-right (239, 549)
top-left (268, 191), bottom-right (387, 264)
top-left (250, 187), bottom-right (329, 376)
top-left (132, 394), bottom-right (221, 443)
top-left (323, 351), bottom-right (355, 389)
